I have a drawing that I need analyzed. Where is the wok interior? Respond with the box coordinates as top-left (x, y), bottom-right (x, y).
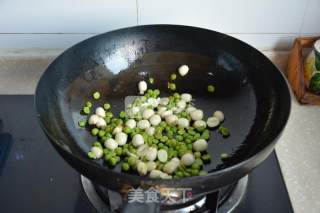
top-left (36, 26), bottom-right (290, 175)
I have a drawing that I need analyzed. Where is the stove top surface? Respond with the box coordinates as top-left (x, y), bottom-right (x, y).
top-left (0, 96), bottom-right (293, 213)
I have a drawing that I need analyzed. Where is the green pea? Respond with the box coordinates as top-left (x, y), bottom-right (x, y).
top-left (103, 103), bottom-right (111, 110)
top-left (106, 112), bottom-right (113, 118)
top-left (91, 128), bottom-right (99, 136)
top-left (220, 153), bottom-right (229, 160)
top-left (186, 143), bottom-right (192, 150)
top-left (201, 131), bottom-right (210, 140)
top-left (191, 163), bottom-right (201, 170)
top-left (82, 106), bottom-right (90, 114)
top-left (109, 157), bottom-right (118, 166)
top-left (78, 120), bottom-right (86, 127)
top-left (105, 117), bottom-right (111, 124)
top-left (193, 133), bottom-right (201, 140)
top-left (93, 91), bottom-right (101, 100)
top-left (93, 141), bottom-right (102, 148)
top-left (98, 130), bottom-right (106, 137)
top-left (122, 162), bottom-right (130, 171)
top-left (154, 89), bottom-right (160, 96)
top-left (191, 169), bottom-right (199, 176)
top-left (170, 73), bottom-right (177, 81)
top-left (104, 154), bottom-right (112, 161)
top-left (160, 136), bottom-right (168, 142)
top-left (183, 172), bottom-right (191, 177)
top-left (178, 129), bottom-right (185, 135)
top-left (176, 135), bottom-right (183, 142)
top-left (175, 171), bottom-right (184, 178)
top-left (219, 127), bottom-right (230, 137)
top-left (168, 83), bottom-right (176, 91)
top-left (86, 101), bottom-right (93, 108)
top-left (160, 121), bottom-right (166, 128)
top-left (199, 170), bottom-right (208, 176)
top-left (88, 152), bottom-right (95, 159)
top-left (202, 154), bottom-right (211, 163)
top-left (194, 152), bottom-right (201, 159)
top-left (128, 156), bottom-right (137, 166)
top-left (194, 158), bottom-right (203, 166)
top-left (115, 147), bottom-right (123, 156)
top-left (105, 133), bottom-right (112, 139)
top-left (207, 85), bottom-right (215, 93)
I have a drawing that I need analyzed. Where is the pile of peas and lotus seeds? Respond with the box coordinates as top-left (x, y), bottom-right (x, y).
top-left (79, 65), bottom-right (230, 179)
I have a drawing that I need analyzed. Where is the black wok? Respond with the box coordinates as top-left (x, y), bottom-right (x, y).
top-left (35, 25), bottom-right (291, 197)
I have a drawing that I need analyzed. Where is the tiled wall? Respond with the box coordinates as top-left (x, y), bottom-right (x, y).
top-left (0, 0), bottom-right (319, 49)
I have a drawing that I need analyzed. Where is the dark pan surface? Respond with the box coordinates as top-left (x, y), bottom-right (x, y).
top-left (35, 25), bottom-right (291, 194)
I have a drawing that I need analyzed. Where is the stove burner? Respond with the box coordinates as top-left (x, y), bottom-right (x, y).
top-left (81, 175), bottom-right (248, 213)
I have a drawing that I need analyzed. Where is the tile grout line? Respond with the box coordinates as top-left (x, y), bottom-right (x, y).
top-left (0, 33), bottom-right (319, 35)
top-left (298, 0), bottom-right (311, 37)
top-left (135, 0), bottom-right (139, 25)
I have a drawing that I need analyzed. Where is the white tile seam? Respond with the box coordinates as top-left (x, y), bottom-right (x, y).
top-left (298, 0), bottom-right (311, 36)
top-left (0, 33), bottom-right (318, 35)
top-left (136, 0), bottom-right (139, 25)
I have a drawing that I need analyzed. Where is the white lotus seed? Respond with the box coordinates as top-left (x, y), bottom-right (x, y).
top-left (104, 138), bottom-right (118, 150)
top-left (131, 107), bottom-right (140, 115)
top-left (213, 111), bottom-right (224, 122)
top-left (193, 139), bottom-right (208, 152)
top-left (115, 132), bottom-right (128, 146)
top-left (146, 127), bottom-right (155, 136)
top-left (137, 144), bottom-right (149, 157)
top-left (95, 107), bottom-right (106, 118)
top-left (142, 108), bottom-right (154, 119)
top-left (207, 116), bottom-right (220, 128)
top-left (88, 114), bottom-right (100, 125)
top-left (178, 65), bottom-right (189, 76)
top-left (150, 170), bottom-right (162, 179)
top-left (159, 97), bottom-right (169, 105)
top-left (132, 134), bottom-right (144, 147)
top-left (190, 109), bottom-right (203, 121)
top-left (145, 147), bottom-right (158, 161)
top-left (157, 149), bottom-right (168, 163)
top-left (177, 100), bottom-right (186, 109)
top-left (112, 125), bottom-right (123, 135)
top-left (163, 158), bottom-right (180, 174)
top-left (138, 81), bottom-right (147, 95)
top-left (157, 106), bottom-right (167, 115)
top-left (159, 172), bottom-right (172, 179)
top-left (125, 119), bottom-right (136, 129)
top-left (146, 161), bottom-right (157, 172)
top-left (193, 120), bottom-right (207, 129)
top-left (91, 146), bottom-right (103, 159)
top-left (165, 114), bottom-right (178, 126)
top-left (147, 98), bottom-right (159, 107)
top-left (181, 93), bottom-right (192, 102)
top-left (96, 117), bottom-right (107, 128)
top-left (137, 161), bottom-right (148, 176)
top-left (186, 106), bottom-right (196, 114)
top-left (181, 153), bottom-right (195, 166)
top-left (160, 110), bottom-right (173, 118)
top-left (149, 114), bottom-right (161, 126)
top-left (137, 119), bottom-right (151, 130)
top-left (177, 118), bottom-right (190, 129)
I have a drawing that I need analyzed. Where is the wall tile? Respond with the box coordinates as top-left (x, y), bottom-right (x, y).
top-left (138, 0), bottom-right (307, 34)
top-left (229, 34), bottom-right (296, 50)
top-left (0, 34), bottom-right (97, 48)
top-left (0, 0), bottom-right (137, 33)
top-left (301, 0), bottom-right (320, 33)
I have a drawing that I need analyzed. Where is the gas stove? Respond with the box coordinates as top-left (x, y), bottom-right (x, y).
top-left (0, 96), bottom-right (293, 213)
